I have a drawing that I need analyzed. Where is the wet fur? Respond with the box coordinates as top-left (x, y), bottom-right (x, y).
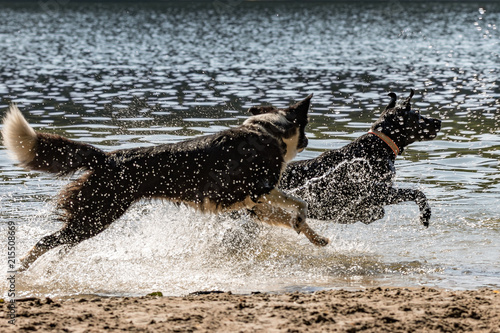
top-left (280, 90), bottom-right (442, 226)
top-left (2, 95), bottom-right (328, 271)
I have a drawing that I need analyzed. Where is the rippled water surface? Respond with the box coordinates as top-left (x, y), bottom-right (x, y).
top-left (1, 1), bottom-right (499, 297)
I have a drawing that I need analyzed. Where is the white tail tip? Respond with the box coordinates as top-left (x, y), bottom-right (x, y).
top-left (2, 105), bottom-right (37, 165)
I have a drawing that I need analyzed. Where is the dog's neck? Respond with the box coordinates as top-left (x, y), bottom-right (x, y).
top-left (367, 129), bottom-right (400, 157)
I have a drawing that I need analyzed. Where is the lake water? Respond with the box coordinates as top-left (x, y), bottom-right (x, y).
top-left (0, 1), bottom-right (499, 298)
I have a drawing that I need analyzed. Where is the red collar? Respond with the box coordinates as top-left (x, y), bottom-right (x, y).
top-left (368, 130), bottom-right (400, 156)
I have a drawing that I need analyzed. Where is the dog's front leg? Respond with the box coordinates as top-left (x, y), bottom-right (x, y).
top-left (252, 188), bottom-right (329, 247)
top-left (256, 188), bottom-right (307, 229)
top-left (386, 188), bottom-right (431, 227)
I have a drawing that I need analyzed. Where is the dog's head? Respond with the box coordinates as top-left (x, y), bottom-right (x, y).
top-left (245, 94), bottom-right (311, 162)
top-left (371, 90), bottom-right (441, 150)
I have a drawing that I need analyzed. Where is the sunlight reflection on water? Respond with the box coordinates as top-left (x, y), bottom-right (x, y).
top-left (0, 1), bottom-right (499, 297)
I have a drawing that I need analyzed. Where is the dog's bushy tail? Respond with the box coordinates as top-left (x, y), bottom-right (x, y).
top-left (2, 105), bottom-right (107, 176)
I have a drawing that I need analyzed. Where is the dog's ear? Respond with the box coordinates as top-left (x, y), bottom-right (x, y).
top-left (248, 105), bottom-right (276, 116)
top-left (402, 89), bottom-right (415, 111)
top-left (385, 92), bottom-right (397, 110)
top-left (286, 94), bottom-right (312, 121)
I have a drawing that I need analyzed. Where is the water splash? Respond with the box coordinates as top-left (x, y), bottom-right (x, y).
top-left (2, 199), bottom-right (444, 298)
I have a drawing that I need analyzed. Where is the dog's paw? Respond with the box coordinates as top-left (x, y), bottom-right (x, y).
top-left (311, 235), bottom-right (329, 247)
top-left (421, 205), bottom-right (431, 228)
top-left (300, 225), bottom-right (329, 247)
top-left (16, 256), bottom-right (31, 272)
top-left (294, 217), bottom-right (329, 247)
top-left (16, 264), bottom-right (28, 273)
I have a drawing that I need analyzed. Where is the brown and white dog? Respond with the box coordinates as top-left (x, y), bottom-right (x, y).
top-left (2, 95), bottom-right (329, 271)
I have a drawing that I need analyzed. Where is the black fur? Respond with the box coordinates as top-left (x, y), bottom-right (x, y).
top-left (280, 90), bottom-right (441, 226)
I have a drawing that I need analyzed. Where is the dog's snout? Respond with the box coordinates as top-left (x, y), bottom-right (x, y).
top-left (299, 137), bottom-right (309, 151)
top-left (433, 119), bottom-right (442, 131)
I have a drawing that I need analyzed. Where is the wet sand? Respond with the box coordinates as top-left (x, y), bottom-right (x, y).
top-left (2, 287), bottom-right (499, 332)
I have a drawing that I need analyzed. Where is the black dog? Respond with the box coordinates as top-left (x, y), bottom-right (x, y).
top-left (2, 95), bottom-right (329, 271)
top-left (279, 90), bottom-right (441, 226)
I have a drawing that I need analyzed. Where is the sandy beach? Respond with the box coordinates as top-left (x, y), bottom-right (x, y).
top-left (2, 288), bottom-right (499, 332)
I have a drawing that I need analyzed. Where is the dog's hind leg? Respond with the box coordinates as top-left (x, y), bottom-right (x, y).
top-left (18, 227), bottom-right (77, 271)
top-left (18, 206), bottom-right (130, 272)
top-left (385, 188), bottom-right (431, 227)
top-left (19, 171), bottom-right (136, 271)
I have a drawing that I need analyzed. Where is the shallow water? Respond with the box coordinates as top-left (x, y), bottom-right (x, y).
top-left (0, 1), bottom-right (499, 297)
